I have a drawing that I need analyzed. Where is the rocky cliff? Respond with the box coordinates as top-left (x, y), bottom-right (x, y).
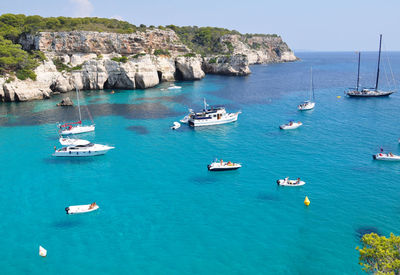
top-left (0, 29), bottom-right (296, 102)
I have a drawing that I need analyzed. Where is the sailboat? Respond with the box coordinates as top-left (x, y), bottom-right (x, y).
top-left (58, 87), bottom-right (95, 135)
top-left (346, 34), bottom-right (394, 97)
top-left (298, 68), bottom-right (316, 111)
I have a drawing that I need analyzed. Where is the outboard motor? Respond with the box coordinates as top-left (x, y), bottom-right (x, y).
top-left (65, 207), bottom-right (70, 214)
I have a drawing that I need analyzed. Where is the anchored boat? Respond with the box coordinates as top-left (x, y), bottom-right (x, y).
top-left (58, 87), bottom-right (95, 135)
top-left (277, 178), bottom-right (305, 186)
top-left (65, 202), bottom-right (99, 214)
top-left (208, 159), bottom-right (241, 171)
top-left (346, 35), bottom-right (395, 97)
top-left (280, 121), bottom-right (302, 130)
top-left (373, 152), bottom-right (400, 161)
top-left (298, 68), bottom-right (316, 111)
top-left (188, 99), bottom-right (241, 127)
top-left (53, 139), bottom-right (114, 157)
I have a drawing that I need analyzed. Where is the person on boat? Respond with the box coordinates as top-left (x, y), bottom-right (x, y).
top-left (220, 159), bottom-right (223, 165)
top-left (389, 152), bottom-right (394, 157)
top-left (296, 178), bottom-right (300, 184)
top-left (89, 202), bottom-right (96, 209)
top-left (227, 161), bottom-right (232, 165)
top-left (289, 121), bottom-right (293, 126)
top-left (284, 177), bottom-right (289, 184)
top-left (54, 146), bottom-right (57, 151)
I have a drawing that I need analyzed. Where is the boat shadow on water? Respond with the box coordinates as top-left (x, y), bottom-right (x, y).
top-left (43, 157), bottom-right (97, 164)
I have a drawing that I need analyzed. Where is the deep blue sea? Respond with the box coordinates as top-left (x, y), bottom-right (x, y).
top-left (1, 52), bottom-right (400, 274)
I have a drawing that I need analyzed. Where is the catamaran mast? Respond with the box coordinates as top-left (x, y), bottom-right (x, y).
top-left (375, 34), bottom-right (382, 91)
top-left (356, 52), bottom-right (361, 91)
top-left (310, 67), bottom-right (315, 101)
top-left (76, 86), bottom-right (82, 122)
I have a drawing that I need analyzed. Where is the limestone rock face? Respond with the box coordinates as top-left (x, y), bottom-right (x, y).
top-left (19, 30), bottom-right (190, 57)
top-left (202, 55), bottom-right (251, 76)
top-left (175, 56), bottom-right (205, 80)
top-left (220, 34), bottom-right (297, 64)
top-left (57, 97), bottom-right (74, 106)
top-left (1, 30), bottom-right (297, 102)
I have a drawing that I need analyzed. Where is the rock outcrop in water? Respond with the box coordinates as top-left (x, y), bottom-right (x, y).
top-left (0, 29), bottom-right (296, 102)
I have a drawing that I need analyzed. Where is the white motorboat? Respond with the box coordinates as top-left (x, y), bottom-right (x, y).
top-left (208, 159), bottom-right (241, 171)
top-left (347, 35), bottom-right (395, 97)
top-left (280, 121), bottom-right (302, 130)
top-left (298, 68), bottom-right (316, 111)
top-left (39, 246), bottom-right (47, 257)
top-left (65, 203), bottom-right (99, 214)
top-left (277, 178), bottom-right (305, 186)
top-left (168, 85), bottom-right (182, 90)
top-left (171, 122), bottom-right (181, 130)
top-left (58, 87), bottom-right (95, 135)
top-left (53, 141), bottom-right (114, 157)
top-left (188, 99), bottom-right (241, 127)
top-left (373, 153), bottom-right (400, 161)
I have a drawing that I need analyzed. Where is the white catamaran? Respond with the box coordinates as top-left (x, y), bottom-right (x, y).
top-left (187, 99), bottom-right (241, 127)
top-left (58, 87), bottom-right (95, 135)
top-left (346, 34), bottom-right (395, 97)
top-left (298, 68), bottom-right (316, 111)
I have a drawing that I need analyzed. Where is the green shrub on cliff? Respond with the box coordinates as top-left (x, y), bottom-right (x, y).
top-left (0, 36), bottom-right (38, 80)
top-left (165, 25), bottom-right (240, 56)
top-left (153, 49), bottom-right (170, 56)
top-left (111, 56), bottom-right (128, 63)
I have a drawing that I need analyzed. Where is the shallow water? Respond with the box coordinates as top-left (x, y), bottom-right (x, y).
top-left (1, 52), bottom-right (400, 274)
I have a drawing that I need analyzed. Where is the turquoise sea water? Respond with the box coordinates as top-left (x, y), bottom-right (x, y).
top-left (1, 52), bottom-right (400, 274)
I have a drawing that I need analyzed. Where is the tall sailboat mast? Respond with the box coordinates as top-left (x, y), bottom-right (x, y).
top-left (76, 87), bottom-right (82, 122)
top-left (375, 34), bottom-right (382, 91)
top-left (356, 52), bottom-right (361, 91)
top-left (310, 67), bottom-right (315, 101)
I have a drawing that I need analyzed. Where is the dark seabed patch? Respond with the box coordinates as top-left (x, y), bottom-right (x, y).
top-left (53, 219), bottom-right (83, 228)
top-left (89, 98), bottom-right (106, 103)
top-left (355, 226), bottom-right (381, 239)
top-left (191, 176), bottom-right (218, 185)
top-left (0, 102), bottom-right (183, 127)
top-left (126, 125), bottom-right (149, 135)
top-left (257, 193), bottom-right (280, 201)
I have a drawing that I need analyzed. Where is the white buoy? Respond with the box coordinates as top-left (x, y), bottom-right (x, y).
top-left (39, 245), bottom-right (47, 257)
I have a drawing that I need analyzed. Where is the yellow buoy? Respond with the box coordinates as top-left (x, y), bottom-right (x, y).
top-left (337, 96), bottom-right (341, 99)
top-left (304, 196), bottom-right (310, 206)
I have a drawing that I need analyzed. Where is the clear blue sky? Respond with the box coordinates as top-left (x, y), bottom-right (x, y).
top-left (1, 0), bottom-right (399, 51)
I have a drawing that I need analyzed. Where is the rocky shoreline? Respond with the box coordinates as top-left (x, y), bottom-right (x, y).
top-left (0, 29), bottom-right (297, 102)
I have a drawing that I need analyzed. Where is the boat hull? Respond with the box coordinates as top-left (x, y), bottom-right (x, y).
top-left (65, 204), bottom-right (99, 214)
top-left (298, 102), bottom-right (315, 111)
top-left (60, 125), bottom-right (95, 135)
top-left (280, 122), bottom-right (302, 130)
top-left (347, 91), bottom-right (394, 97)
top-left (189, 113), bottom-right (239, 127)
top-left (277, 179), bottom-right (305, 186)
top-left (373, 154), bottom-right (400, 161)
top-left (208, 166), bottom-right (241, 171)
top-left (53, 147), bottom-right (113, 157)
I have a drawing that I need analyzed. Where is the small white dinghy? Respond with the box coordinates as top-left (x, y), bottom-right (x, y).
top-left (65, 202), bottom-right (99, 214)
top-left (208, 159), bottom-right (241, 171)
top-left (39, 246), bottom-right (47, 257)
top-left (277, 178), bottom-right (305, 186)
top-left (280, 121), bottom-right (302, 130)
top-left (373, 153), bottom-right (400, 161)
top-left (171, 122), bottom-right (181, 130)
top-left (168, 85), bottom-right (182, 90)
